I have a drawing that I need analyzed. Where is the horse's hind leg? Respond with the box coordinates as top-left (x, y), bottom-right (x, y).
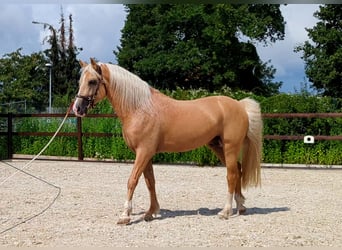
top-left (208, 140), bottom-right (245, 217)
top-left (143, 160), bottom-right (160, 221)
top-left (218, 144), bottom-right (240, 219)
top-left (208, 140), bottom-right (232, 218)
top-left (235, 162), bottom-right (246, 215)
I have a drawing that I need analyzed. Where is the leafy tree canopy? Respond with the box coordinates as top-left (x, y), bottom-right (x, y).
top-left (295, 4), bottom-right (342, 97)
top-left (0, 49), bottom-right (48, 113)
top-left (115, 4), bottom-right (285, 96)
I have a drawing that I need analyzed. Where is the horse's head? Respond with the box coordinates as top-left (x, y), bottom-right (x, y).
top-left (73, 58), bottom-right (107, 117)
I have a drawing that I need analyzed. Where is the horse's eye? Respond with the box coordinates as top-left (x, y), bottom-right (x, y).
top-left (89, 79), bottom-right (97, 86)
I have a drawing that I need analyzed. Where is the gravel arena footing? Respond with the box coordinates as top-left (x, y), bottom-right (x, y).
top-left (1, 160), bottom-right (342, 247)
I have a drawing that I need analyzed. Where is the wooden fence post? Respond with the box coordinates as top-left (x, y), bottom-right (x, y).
top-left (77, 117), bottom-right (84, 161)
top-left (7, 113), bottom-right (13, 159)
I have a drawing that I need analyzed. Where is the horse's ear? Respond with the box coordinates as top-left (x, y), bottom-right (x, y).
top-left (90, 58), bottom-right (102, 75)
top-left (79, 60), bottom-right (87, 68)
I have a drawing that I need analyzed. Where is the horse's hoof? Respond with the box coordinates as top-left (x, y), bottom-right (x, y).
top-left (218, 208), bottom-right (234, 219)
top-left (218, 211), bottom-right (229, 220)
top-left (117, 216), bottom-right (131, 225)
top-left (144, 214), bottom-right (154, 222)
top-left (238, 207), bottom-right (247, 215)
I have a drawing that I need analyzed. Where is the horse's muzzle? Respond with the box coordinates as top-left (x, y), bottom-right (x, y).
top-left (73, 98), bottom-right (88, 117)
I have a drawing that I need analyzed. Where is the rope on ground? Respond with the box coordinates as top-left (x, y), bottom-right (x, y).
top-left (0, 102), bottom-right (73, 234)
top-left (0, 161), bottom-right (61, 235)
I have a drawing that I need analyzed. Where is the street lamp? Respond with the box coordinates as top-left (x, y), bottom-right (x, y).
top-left (33, 20), bottom-right (56, 113)
top-left (46, 63), bottom-right (52, 113)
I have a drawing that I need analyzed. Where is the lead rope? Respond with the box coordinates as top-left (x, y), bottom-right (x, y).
top-left (0, 101), bottom-right (74, 235)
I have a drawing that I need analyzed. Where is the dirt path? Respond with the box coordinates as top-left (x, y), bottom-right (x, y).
top-left (1, 160), bottom-right (342, 247)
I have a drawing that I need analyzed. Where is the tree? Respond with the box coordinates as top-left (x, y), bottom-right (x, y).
top-left (115, 4), bottom-right (284, 96)
top-left (295, 4), bottom-right (342, 97)
top-left (0, 49), bottom-right (48, 112)
top-left (39, 9), bottom-right (82, 103)
top-left (66, 14), bottom-right (80, 94)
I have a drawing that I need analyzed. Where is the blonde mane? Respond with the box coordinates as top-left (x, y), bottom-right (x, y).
top-left (104, 64), bottom-right (153, 113)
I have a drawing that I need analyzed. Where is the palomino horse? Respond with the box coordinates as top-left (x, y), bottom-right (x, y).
top-left (73, 58), bottom-right (263, 225)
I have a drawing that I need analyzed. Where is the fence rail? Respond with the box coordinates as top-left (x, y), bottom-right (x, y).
top-left (1, 112), bottom-right (341, 161)
top-left (262, 113), bottom-right (342, 118)
top-left (262, 112), bottom-right (342, 141)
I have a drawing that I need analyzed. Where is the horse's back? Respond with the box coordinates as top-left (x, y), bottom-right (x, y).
top-left (176, 95), bottom-right (248, 129)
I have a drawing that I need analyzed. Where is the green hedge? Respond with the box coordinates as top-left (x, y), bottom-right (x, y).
top-left (2, 87), bottom-right (342, 165)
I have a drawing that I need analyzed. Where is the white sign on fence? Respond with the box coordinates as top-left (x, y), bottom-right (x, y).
top-left (304, 135), bottom-right (315, 144)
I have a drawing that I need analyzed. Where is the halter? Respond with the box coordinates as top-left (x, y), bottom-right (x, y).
top-left (75, 77), bottom-right (106, 109)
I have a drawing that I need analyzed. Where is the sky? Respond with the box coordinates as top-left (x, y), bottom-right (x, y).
top-left (0, 4), bottom-right (320, 93)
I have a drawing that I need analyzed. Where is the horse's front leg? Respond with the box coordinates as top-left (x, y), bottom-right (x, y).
top-left (117, 152), bottom-right (151, 225)
top-left (143, 160), bottom-right (160, 221)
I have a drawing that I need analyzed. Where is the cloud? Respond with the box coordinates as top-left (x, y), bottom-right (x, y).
top-left (0, 4), bottom-right (126, 63)
top-left (255, 4), bottom-right (320, 92)
top-left (64, 4), bottom-right (126, 63)
top-left (282, 4), bottom-right (319, 43)
top-left (0, 5), bottom-right (41, 56)
top-left (30, 4), bottom-right (126, 63)
top-left (31, 5), bottom-right (62, 45)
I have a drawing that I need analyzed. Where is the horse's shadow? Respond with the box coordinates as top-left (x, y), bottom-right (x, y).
top-left (159, 206), bottom-right (290, 218)
top-left (245, 206), bottom-right (290, 215)
top-left (129, 206), bottom-right (290, 224)
top-left (160, 207), bottom-right (222, 218)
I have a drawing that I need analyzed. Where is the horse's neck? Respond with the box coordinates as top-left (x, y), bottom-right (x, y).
top-left (103, 64), bottom-right (180, 119)
top-left (105, 66), bottom-right (153, 118)
top-left (107, 86), bottom-right (169, 121)
top-left (105, 86), bottom-right (128, 119)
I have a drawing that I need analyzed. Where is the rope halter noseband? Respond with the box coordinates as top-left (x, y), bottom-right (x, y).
top-left (75, 93), bottom-right (97, 109)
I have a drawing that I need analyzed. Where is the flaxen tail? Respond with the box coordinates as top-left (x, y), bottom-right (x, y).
top-left (239, 98), bottom-right (263, 189)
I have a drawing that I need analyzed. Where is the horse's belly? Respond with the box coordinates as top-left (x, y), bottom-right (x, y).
top-left (158, 135), bottom-right (213, 153)
top-left (157, 116), bottom-right (219, 153)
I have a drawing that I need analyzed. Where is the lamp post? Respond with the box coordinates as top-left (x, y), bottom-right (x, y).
top-left (33, 20), bottom-right (56, 113)
top-left (45, 63), bottom-right (52, 113)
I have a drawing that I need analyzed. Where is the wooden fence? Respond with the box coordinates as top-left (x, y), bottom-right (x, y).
top-left (1, 112), bottom-right (342, 161)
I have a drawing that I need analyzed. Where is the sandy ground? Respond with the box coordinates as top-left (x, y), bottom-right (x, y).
top-left (1, 160), bottom-right (342, 247)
